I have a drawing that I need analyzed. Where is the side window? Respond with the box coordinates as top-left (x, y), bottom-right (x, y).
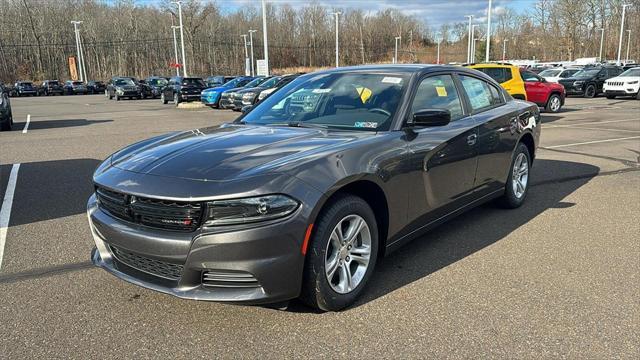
top-left (520, 70), bottom-right (540, 82)
top-left (459, 75), bottom-right (503, 112)
top-left (410, 75), bottom-right (464, 121)
top-left (478, 68), bottom-right (506, 83)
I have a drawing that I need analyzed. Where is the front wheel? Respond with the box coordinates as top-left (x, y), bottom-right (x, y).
top-left (498, 143), bottom-right (531, 209)
top-left (115, 94), bottom-right (120, 101)
top-left (173, 93), bottom-right (180, 106)
top-left (300, 195), bottom-right (379, 311)
top-left (636, 91), bottom-right (640, 100)
top-left (545, 94), bottom-right (562, 113)
top-left (161, 93), bottom-right (168, 104)
top-left (584, 84), bottom-right (596, 98)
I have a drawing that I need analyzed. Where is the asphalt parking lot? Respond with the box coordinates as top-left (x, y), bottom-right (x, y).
top-left (0, 94), bottom-right (638, 358)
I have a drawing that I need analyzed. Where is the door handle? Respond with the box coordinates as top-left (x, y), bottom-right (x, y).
top-left (467, 133), bottom-right (477, 146)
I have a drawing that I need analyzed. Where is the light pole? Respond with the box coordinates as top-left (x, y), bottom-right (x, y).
top-left (465, 15), bottom-right (474, 63)
top-left (241, 34), bottom-right (249, 76)
top-left (249, 29), bottom-right (257, 76)
top-left (172, 1), bottom-right (188, 77)
top-left (333, 11), bottom-right (341, 67)
top-left (261, 0), bottom-right (269, 76)
top-left (617, 4), bottom-right (632, 65)
top-left (394, 36), bottom-right (401, 64)
top-left (71, 21), bottom-right (85, 82)
top-left (625, 29), bottom-right (632, 63)
top-left (473, 38), bottom-right (479, 63)
top-left (471, 24), bottom-right (479, 63)
top-left (502, 39), bottom-right (508, 61)
top-left (172, 26), bottom-right (181, 76)
top-left (485, 0), bottom-right (492, 62)
top-left (437, 39), bottom-right (441, 64)
top-left (598, 28), bottom-right (605, 62)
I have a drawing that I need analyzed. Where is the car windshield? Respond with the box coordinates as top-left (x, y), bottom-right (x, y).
top-left (114, 79), bottom-right (134, 86)
top-left (72, 81), bottom-right (83, 86)
top-left (49, 81), bottom-right (59, 85)
top-left (620, 68), bottom-right (640, 77)
top-left (181, 78), bottom-right (204, 87)
top-left (20, 82), bottom-right (33, 86)
top-left (243, 78), bottom-right (267, 88)
top-left (149, 78), bottom-right (168, 86)
top-left (222, 78), bottom-right (244, 87)
top-left (573, 69), bottom-right (600, 78)
top-left (240, 72), bottom-right (408, 131)
top-left (539, 69), bottom-right (561, 77)
top-left (259, 77), bottom-right (281, 88)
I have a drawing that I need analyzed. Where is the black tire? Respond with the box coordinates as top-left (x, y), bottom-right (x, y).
top-left (498, 143), bottom-right (531, 209)
top-left (161, 93), bottom-right (168, 104)
top-left (584, 84), bottom-right (596, 98)
top-left (300, 195), bottom-right (379, 312)
top-left (606, 94), bottom-right (616, 99)
top-left (173, 93), bottom-right (180, 106)
top-left (545, 94), bottom-right (562, 113)
top-left (115, 94), bottom-right (120, 101)
top-left (636, 92), bottom-right (640, 100)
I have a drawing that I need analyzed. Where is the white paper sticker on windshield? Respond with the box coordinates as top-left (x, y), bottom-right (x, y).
top-left (354, 122), bottom-right (378, 129)
top-left (312, 88), bottom-right (331, 93)
top-left (381, 77), bottom-right (403, 84)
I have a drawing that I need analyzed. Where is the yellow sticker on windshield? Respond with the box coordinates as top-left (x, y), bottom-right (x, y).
top-left (436, 86), bottom-right (447, 97)
top-left (355, 86), bottom-right (372, 103)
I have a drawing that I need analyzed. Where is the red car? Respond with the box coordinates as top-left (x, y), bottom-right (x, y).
top-left (520, 70), bottom-right (565, 113)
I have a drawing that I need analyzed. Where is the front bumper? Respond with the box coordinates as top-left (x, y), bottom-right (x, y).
top-left (180, 93), bottom-right (201, 102)
top-left (603, 86), bottom-right (639, 95)
top-left (87, 192), bottom-right (310, 304)
top-left (201, 92), bottom-right (220, 105)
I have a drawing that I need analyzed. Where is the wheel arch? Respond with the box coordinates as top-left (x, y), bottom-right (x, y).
top-left (518, 132), bottom-right (536, 162)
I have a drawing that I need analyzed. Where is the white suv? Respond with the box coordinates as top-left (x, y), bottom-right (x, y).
top-left (603, 67), bottom-right (640, 99)
top-left (538, 68), bottom-right (581, 83)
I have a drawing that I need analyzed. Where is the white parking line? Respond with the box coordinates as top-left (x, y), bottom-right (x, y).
top-left (544, 118), bottom-right (639, 128)
top-left (543, 136), bottom-right (640, 149)
top-left (22, 114), bottom-right (30, 133)
top-left (0, 164), bottom-right (20, 270)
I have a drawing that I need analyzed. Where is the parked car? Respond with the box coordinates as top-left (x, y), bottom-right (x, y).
top-left (38, 80), bottom-right (64, 96)
top-left (64, 80), bottom-right (89, 95)
top-left (200, 76), bottom-right (254, 108)
top-left (232, 76), bottom-right (282, 110)
top-left (205, 75), bottom-right (236, 88)
top-left (220, 77), bottom-right (268, 110)
top-left (520, 70), bottom-right (566, 112)
top-left (161, 76), bottom-right (206, 105)
top-left (538, 68), bottom-right (581, 83)
top-left (558, 66), bottom-right (623, 98)
top-left (88, 64), bottom-right (540, 311)
top-left (87, 80), bottom-right (106, 94)
top-left (14, 81), bottom-right (38, 97)
top-left (467, 63), bottom-right (528, 100)
top-left (256, 73), bottom-right (303, 103)
top-left (603, 67), bottom-right (640, 100)
top-left (105, 77), bottom-right (141, 100)
top-left (0, 83), bottom-right (13, 131)
top-left (140, 76), bottom-right (169, 99)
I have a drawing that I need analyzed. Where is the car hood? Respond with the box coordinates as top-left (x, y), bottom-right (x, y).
top-left (110, 125), bottom-right (363, 181)
top-left (237, 86), bottom-right (264, 94)
top-left (607, 76), bottom-right (640, 81)
top-left (203, 85), bottom-right (232, 94)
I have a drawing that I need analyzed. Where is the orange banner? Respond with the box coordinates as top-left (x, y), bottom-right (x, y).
top-left (68, 56), bottom-right (78, 81)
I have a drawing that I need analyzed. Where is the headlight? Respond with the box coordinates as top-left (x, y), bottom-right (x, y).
top-left (627, 81), bottom-right (638, 85)
top-left (0, 95), bottom-right (4, 105)
top-left (205, 195), bottom-right (299, 226)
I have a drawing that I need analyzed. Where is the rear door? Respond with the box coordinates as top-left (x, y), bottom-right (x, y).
top-left (403, 73), bottom-right (479, 228)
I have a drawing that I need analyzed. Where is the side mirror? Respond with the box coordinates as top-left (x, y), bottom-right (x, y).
top-left (241, 105), bottom-right (253, 114)
top-left (408, 109), bottom-right (451, 127)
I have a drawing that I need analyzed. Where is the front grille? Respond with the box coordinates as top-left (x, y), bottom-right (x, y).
top-left (607, 81), bottom-right (624, 87)
top-left (110, 245), bottom-right (183, 280)
top-left (202, 270), bottom-right (260, 288)
top-left (96, 186), bottom-right (203, 232)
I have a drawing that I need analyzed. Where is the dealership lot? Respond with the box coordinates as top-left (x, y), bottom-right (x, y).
top-left (0, 95), bottom-right (638, 357)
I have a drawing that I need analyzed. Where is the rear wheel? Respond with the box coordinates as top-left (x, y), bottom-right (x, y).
top-left (498, 143), bottom-right (531, 209)
top-left (300, 195), bottom-right (379, 312)
top-left (584, 84), bottom-right (596, 98)
top-left (545, 94), bottom-right (562, 113)
top-left (1, 111), bottom-right (13, 131)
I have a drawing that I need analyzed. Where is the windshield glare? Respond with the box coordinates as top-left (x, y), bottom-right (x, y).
top-left (620, 68), bottom-right (640, 77)
top-left (574, 69), bottom-right (600, 78)
top-left (240, 72), bottom-right (407, 131)
top-left (149, 78), bottom-right (168, 86)
top-left (182, 78), bottom-right (205, 87)
top-left (114, 79), bottom-right (134, 86)
top-left (223, 78), bottom-right (242, 87)
top-left (539, 69), bottom-right (560, 77)
top-left (260, 77), bottom-right (281, 88)
top-left (244, 77), bottom-right (267, 88)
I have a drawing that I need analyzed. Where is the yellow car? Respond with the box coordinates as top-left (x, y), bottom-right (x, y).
top-left (467, 63), bottom-right (528, 100)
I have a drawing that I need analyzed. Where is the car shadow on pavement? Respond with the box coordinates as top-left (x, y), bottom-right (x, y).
top-left (9, 158), bottom-right (101, 227)
top-left (16, 119), bottom-right (112, 130)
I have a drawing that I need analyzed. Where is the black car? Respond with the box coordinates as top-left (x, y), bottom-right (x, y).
top-left (105, 77), bottom-right (141, 101)
top-left (140, 77), bottom-right (169, 99)
top-left (0, 83), bottom-right (13, 131)
top-left (64, 80), bottom-right (89, 95)
top-left (88, 65), bottom-right (540, 311)
top-left (205, 75), bottom-right (236, 88)
top-left (14, 81), bottom-right (38, 97)
top-left (219, 77), bottom-right (267, 109)
top-left (232, 76), bottom-right (282, 111)
top-left (161, 76), bottom-right (206, 105)
top-left (87, 80), bottom-right (106, 94)
top-left (38, 80), bottom-right (64, 96)
top-left (255, 73), bottom-right (303, 103)
top-left (558, 66), bottom-right (623, 98)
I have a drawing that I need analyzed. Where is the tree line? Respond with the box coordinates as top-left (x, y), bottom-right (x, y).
top-left (0, 0), bottom-right (637, 83)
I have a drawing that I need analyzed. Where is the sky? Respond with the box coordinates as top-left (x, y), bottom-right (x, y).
top-left (226, 0), bottom-right (535, 28)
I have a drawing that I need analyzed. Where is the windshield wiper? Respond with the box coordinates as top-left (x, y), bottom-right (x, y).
top-left (286, 121), bottom-right (328, 129)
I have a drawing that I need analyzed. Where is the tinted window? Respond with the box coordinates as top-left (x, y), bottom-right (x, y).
top-left (520, 70), bottom-right (541, 82)
top-left (620, 68), bottom-right (640, 77)
top-left (459, 75), bottom-right (503, 112)
top-left (477, 67), bottom-right (511, 84)
top-left (411, 75), bottom-right (463, 121)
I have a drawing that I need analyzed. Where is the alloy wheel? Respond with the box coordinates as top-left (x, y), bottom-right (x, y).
top-left (324, 214), bottom-right (372, 294)
top-left (549, 96), bottom-right (561, 112)
top-left (511, 153), bottom-right (529, 199)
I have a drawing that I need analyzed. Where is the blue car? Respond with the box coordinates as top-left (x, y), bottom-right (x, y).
top-left (201, 76), bottom-right (254, 108)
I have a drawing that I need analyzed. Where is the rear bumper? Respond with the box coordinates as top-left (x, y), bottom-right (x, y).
top-left (87, 193), bottom-right (308, 304)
